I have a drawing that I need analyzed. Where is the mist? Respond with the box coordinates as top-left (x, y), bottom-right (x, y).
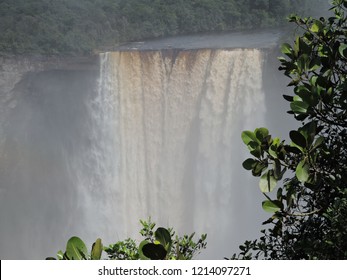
top-left (0, 28), bottom-right (300, 259)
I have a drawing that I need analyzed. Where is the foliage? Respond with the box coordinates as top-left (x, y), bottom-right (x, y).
top-left (104, 238), bottom-right (139, 260)
top-left (105, 218), bottom-right (207, 260)
top-left (232, 0), bottom-right (347, 260)
top-left (47, 218), bottom-right (207, 260)
top-left (0, 0), bottom-right (324, 55)
top-left (47, 237), bottom-right (103, 260)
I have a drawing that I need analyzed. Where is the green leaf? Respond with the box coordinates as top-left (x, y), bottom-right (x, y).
top-left (268, 145), bottom-right (278, 159)
top-left (242, 158), bottom-right (256, 170)
top-left (283, 94), bottom-right (294, 102)
top-left (91, 238), bottom-right (103, 260)
top-left (339, 43), bottom-right (347, 58)
top-left (252, 161), bottom-right (267, 177)
top-left (142, 243), bottom-right (167, 260)
top-left (255, 127), bottom-right (269, 141)
top-left (289, 130), bottom-right (307, 148)
top-left (281, 43), bottom-right (293, 58)
top-left (57, 250), bottom-right (64, 260)
top-left (291, 101), bottom-right (309, 114)
top-left (138, 240), bottom-right (150, 260)
top-left (310, 20), bottom-right (323, 33)
top-left (66, 236), bottom-right (88, 260)
top-left (309, 57), bottom-right (321, 71)
top-left (273, 159), bottom-right (282, 180)
top-left (259, 171), bottom-right (277, 193)
top-left (262, 200), bottom-right (283, 213)
top-left (250, 148), bottom-right (262, 159)
top-left (241, 130), bottom-right (258, 145)
top-left (296, 160), bottom-right (310, 183)
top-left (297, 54), bottom-right (309, 71)
top-left (155, 227), bottom-right (172, 251)
top-left (300, 121), bottom-right (317, 146)
top-left (312, 136), bottom-right (325, 150)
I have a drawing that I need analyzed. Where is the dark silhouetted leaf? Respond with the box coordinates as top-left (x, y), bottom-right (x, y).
top-left (155, 227), bottom-right (172, 251)
top-left (142, 243), bottom-right (167, 260)
top-left (289, 130), bottom-right (307, 148)
top-left (242, 158), bottom-right (256, 170)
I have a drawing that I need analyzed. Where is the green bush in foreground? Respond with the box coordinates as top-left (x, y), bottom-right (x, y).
top-left (232, 0), bottom-right (347, 260)
top-left (47, 218), bottom-right (207, 260)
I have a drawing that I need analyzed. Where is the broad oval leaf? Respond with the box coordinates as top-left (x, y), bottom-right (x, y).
top-left (262, 200), bottom-right (283, 213)
top-left (142, 243), bottom-right (167, 260)
top-left (241, 130), bottom-right (257, 145)
top-left (289, 130), bottom-right (307, 148)
top-left (242, 158), bottom-right (256, 170)
top-left (155, 227), bottom-right (172, 251)
top-left (91, 238), bottom-right (103, 260)
top-left (259, 171), bottom-right (277, 193)
top-left (138, 240), bottom-right (150, 260)
top-left (296, 160), bottom-right (310, 183)
top-left (255, 127), bottom-right (269, 141)
top-left (290, 101), bottom-right (309, 114)
top-left (66, 236), bottom-right (88, 260)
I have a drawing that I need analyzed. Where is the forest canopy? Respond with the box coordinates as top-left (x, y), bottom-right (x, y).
top-left (0, 0), bottom-right (328, 55)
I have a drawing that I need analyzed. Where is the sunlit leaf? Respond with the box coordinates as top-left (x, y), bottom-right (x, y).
top-left (296, 160), bottom-right (310, 183)
top-left (291, 101), bottom-right (309, 114)
top-left (262, 200), bottom-right (283, 213)
top-left (91, 238), bottom-right (103, 260)
top-left (66, 236), bottom-right (88, 260)
top-left (241, 130), bottom-right (258, 145)
top-left (310, 20), bottom-right (323, 33)
top-left (281, 43), bottom-right (293, 58)
top-left (259, 171), bottom-right (277, 193)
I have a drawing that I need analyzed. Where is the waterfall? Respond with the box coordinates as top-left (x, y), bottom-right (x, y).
top-left (0, 47), bottom-right (270, 259)
top-left (93, 49), bottom-right (267, 258)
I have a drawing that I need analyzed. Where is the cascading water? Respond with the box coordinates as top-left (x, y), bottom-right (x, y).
top-left (93, 49), bottom-right (267, 258)
top-left (0, 41), bottom-right (279, 259)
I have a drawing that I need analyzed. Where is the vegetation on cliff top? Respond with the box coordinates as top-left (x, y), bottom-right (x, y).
top-left (0, 0), bottom-right (327, 55)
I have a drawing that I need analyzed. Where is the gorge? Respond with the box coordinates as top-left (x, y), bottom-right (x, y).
top-left (0, 30), bottom-right (290, 259)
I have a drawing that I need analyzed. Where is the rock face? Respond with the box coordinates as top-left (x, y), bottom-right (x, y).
top-left (0, 55), bottom-right (98, 125)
